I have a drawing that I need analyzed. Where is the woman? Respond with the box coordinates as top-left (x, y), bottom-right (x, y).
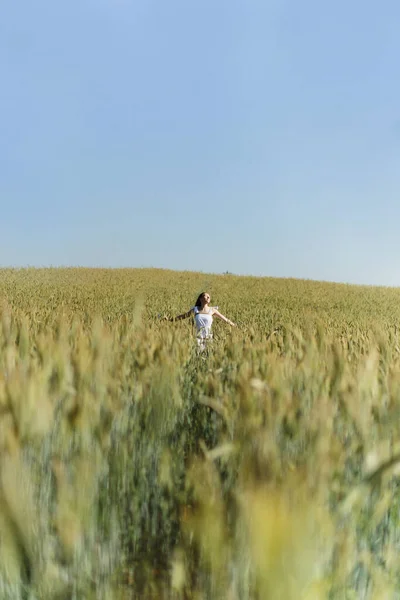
top-left (168, 292), bottom-right (236, 348)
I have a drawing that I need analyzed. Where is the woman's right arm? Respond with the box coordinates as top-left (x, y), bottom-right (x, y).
top-left (169, 308), bottom-right (193, 322)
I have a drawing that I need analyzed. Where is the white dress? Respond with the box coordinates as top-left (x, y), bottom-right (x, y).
top-left (193, 306), bottom-right (216, 340)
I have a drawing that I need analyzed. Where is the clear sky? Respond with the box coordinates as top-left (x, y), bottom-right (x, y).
top-left (1, 0), bottom-right (400, 285)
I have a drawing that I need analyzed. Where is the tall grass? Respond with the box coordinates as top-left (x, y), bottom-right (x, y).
top-left (1, 268), bottom-right (400, 598)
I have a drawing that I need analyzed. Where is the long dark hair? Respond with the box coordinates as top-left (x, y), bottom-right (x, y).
top-left (195, 292), bottom-right (207, 308)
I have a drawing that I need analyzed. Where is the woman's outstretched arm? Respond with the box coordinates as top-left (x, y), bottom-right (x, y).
top-left (168, 309), bottom-right (193, 322)
top-left (213, 309), bottom-right (236, 327)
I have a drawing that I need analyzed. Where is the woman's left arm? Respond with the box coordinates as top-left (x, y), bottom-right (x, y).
top-left (213, 309), bottom-right (236, 327)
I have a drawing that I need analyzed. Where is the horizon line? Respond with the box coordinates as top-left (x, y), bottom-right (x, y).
top-left (0, 265), bottom-right (399, 290)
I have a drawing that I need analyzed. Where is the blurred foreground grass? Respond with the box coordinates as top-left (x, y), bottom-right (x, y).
top-left (1, 268), bottom-right (400, 598)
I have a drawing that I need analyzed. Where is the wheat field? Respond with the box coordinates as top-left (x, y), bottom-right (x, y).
top-left (1, 267), bottom-right (400, 599)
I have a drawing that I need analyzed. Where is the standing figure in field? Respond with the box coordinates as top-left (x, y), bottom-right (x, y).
top-left (168, 292), bottom-right (236, 349)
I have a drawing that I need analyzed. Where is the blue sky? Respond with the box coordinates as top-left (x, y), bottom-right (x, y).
top-left (1, 0), bottom-right (400, 285)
